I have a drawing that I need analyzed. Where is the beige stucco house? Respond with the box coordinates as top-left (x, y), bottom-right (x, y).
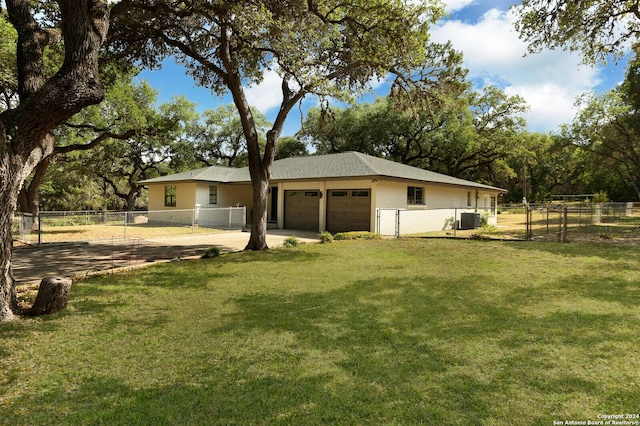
top-left (139, 151), bottom-right (506, 234)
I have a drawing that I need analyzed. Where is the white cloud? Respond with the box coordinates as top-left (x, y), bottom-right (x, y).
top-left (243, 69), bottom-right (285, 113)
top-left (432, 8), bottom-right (603, 132)
top-left (443, 0), bottom-right (476, 14)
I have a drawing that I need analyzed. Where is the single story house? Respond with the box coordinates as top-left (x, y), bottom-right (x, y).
top-left (138, 151), bottom-right (506, 235)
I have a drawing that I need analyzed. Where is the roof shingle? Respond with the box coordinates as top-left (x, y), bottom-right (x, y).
top-left (139, 152), bottom-right (505, 192)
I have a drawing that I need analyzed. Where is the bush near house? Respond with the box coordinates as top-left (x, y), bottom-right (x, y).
top-left (333, 231), bottom-right (381, 240)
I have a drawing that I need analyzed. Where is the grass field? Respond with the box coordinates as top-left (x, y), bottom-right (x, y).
top-left (1, 239), bottom-right (639, 425)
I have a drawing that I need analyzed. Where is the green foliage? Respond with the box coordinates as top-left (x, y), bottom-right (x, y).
top-left (333, 231), bottom-right (381, 240)
top-left (201, 246), bottom-right (221, 259)
top-left (513, 0), bottom-right (640, 65)
top-left (569, 83), bottom-right (640, 201)
top-left (183, 105), bottom-right (272, 168)
top-left (592, 191), bottom-right (610, 203)
top-left (317, 231), bottom-right (333, 244)
top-left (275, 136), bottom-right (309, 160)
top-left (282, 236), bottom-right (300, 248)
top-left (479, 211), bottom-right (490, 227)
top-left (0, 13), bottom-right (17, 111)
top-left (45, 78), bottom-right (200, 211)
top-left (444, 216), bottom-right (455, 230)
top-left (300, 86), bottom-right (527, 184)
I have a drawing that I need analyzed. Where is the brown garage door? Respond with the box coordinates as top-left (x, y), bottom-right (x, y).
top-left (327, 189), bottom-right (371, 233)
top-left (284, 190), bottom-right (320, 231)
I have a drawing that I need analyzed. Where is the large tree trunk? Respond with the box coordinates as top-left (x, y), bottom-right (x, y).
top-left (0, 146), bottom-right (22, 321)
top-left (0, 0), bottom-right (109, 321)
top-left (245, 163), bottom-right (270, 251)
top-left (0, 134), bottom-right (56, 320)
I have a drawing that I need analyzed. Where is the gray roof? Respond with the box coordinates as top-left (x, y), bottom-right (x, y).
top-left (139, 151), bottom-right (505, 192)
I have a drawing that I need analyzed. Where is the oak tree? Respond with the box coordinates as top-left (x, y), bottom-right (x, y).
top-left (0, 0), bottom-right (110, 320)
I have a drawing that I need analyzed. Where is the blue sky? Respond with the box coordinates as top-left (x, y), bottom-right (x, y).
top-left (139, 0), bottom-right (628, 135)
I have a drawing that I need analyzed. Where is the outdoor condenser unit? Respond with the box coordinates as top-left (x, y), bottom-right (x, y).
top-left (459, 212), bottom-right (481, 230)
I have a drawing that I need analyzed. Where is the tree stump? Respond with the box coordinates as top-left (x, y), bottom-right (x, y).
top-left (28, 277), bottom-right (72, 316)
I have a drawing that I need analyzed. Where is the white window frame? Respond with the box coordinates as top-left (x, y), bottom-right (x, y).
top-left (209, 185), bottom-right (218, 205)
top-left (407, 186), bottom-right (424, 206)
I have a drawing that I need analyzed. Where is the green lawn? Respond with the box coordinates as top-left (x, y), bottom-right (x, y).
top-left (1, 239), bottom-right (639, 425)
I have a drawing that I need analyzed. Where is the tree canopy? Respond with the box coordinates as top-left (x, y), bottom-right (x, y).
top-left (513, 0), bottom-right (640, 64)
top-left (300, 85), bottom-right (527, 185)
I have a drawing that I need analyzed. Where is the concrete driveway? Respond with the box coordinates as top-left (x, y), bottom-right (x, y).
top-left (12, 229), bottom-right (319, 285)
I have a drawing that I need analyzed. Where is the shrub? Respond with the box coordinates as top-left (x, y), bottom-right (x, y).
top-left (283, 236), bottom-right (300, 248)
top-left (444, 216), bottom-right (455, 230)
top-left (318, 231), bottom-right (333, 243)
top-left (592, 191), bottom-right (610, 203)
top-left (201, 246), bottom-right (221, 259)
top-left (479, 211), bottom-right (490, 227)
top-left (333, 231), bottom-right (381, 241)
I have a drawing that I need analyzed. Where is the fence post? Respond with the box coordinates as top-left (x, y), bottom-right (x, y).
top-left (243, 207), bottom-right (247, 229)
top-left (38, 212), bottom-right (42, 245)
top-left (546, 208), bottom-right (549, 235)
top-left (395, 209), bottom-right (400, 238)
top-left (453, 208), bottom-right (457, 238)
top-left (124, 212), bottom-right (127, 239)
top-left (563, 206), bottom-right (568, 243)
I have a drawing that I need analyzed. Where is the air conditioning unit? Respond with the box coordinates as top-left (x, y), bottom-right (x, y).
top-left (460, 212), bottom-right (481, 230)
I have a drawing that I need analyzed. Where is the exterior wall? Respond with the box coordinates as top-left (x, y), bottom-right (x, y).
top-left (147, 182), bottom-right (252, 227)
top-left (375, 180), bottom-right (499, 213)
top-left (146, 177), bottom-right (501, 234)
top-left (375, 180), bottom-right (472, 209)
top-left (148, 182), bottom-right (254, 211)
top-left (195, 183), bottom-right (253, 208)
top-left (147, 182), bottom-right (198, 211)
top-left (374, 180), bottom-right (501, 235)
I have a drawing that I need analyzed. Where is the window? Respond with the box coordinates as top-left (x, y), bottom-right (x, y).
top-left (164, 186), bottom-right (176, 207)
top-left (467, 191), bottom-right (472, 207)
top-left (209, 186), bottom-right (218, 205)
top-left (407, 186), bottom-right (424, 205)
top-left (490, 195), bottom-right (497, 213)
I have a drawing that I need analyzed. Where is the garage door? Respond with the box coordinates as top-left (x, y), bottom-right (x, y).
top-left (327, 189), bottom-right (371, 233)
top-left (284, 190), bottom-right (320, 231)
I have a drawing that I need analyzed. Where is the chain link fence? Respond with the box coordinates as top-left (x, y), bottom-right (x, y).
top-left (525, 203), bottom-right (640, 243)
top-left (13, 207), bottom-right (247, 245)
top-left (380, 202), bottom-right (640, 244)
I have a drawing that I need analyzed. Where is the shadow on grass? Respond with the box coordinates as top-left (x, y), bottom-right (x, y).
top-left (4, 373), bottom-right (381, 425)
top-left (213, 246), bottom-right (328, 264)
top-left (215, 274), bottom-right (629, 423)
